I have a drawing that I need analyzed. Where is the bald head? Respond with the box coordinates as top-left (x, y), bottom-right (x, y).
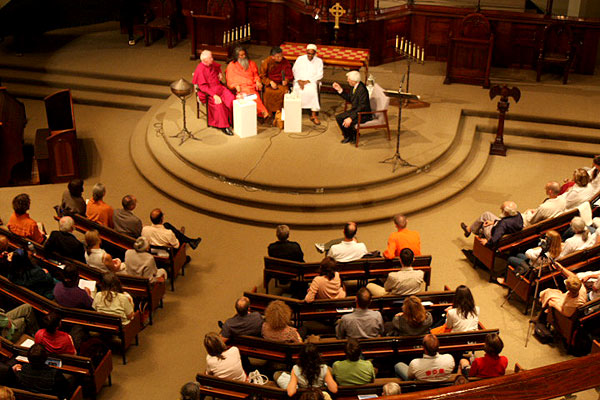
top-left (150, 208), bottom-right (164, 225)
top-left (501, 201), bottom-right (518, 217)
top-left (235, 296), bottom-right (250, 316)
top-left (545, 181), bottom-right (561, 198)
top-left (394, 215), bottom-right (407, 229)
top-left (0, 235), bottom-right (8, 252)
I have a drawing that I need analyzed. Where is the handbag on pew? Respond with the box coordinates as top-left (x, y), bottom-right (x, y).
top-left (248, 369), bottom-right (269, 385)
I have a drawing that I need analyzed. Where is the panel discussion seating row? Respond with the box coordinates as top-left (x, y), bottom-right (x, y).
top-left (0, 336), bottom-right (111, 398)
top-left (1, 227), bottom-right (165, 325)
top-left (54, 211), bottom-right (188, 291)
top-left (263, 255), bottom-right (432, 293)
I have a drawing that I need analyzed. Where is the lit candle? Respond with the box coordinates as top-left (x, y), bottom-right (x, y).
top-left (248, 24), bottom-right (251, 36)
top-left (421, 49), bottom-right (425, 61)
top-left (227, 30), bottom-right (230, 43)
top-left (235, 28), bottom-right (238, 41)
top-left (223, 32), bottom-right (226, 45)
top-left (244, 25), bottom-right (247, 38)
top-left (408, 43), bottom-right (412, 56)
top-left (412, 45), bottom-right (416, 58)
top-left (417, 47), bottom-right (420, 60)
top-left (395, 35), bottom-right (399, 49)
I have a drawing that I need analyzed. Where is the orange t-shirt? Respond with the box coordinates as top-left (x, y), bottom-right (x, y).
top-left (383, 228), bottom-right (421, 259)
top-left (86, 199), bottom-right (114, 228)
top-left (7, 213), bottom-right (45, 243)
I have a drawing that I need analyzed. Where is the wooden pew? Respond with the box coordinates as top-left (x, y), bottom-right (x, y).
top-left (0, 337), bottom-right (112, 397)
top-left (0, 226), bottom-right (165, 325)
top-left (227, 327), bottom-right (497, 368)
top-left (504, 243), bottom-right (600, 313)
top-left (12, 386), bottom-right (83, 400)
top-left (0, 275), bottom-right (141, 364)
top-left (263, 256), bottom-right (432, 293)
top-left (548, 294), bottom-right (600, 355)
top-left (53, 212), bottom-right (188, 291)
top-left (243, 290), bottom-right (454, 326)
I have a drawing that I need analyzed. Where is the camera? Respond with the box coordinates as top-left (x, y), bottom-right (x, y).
top-left (538, 237), bottom-right (551, 253)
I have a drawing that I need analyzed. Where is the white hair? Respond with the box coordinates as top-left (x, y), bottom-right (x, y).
top-left (59, 216), bottom-right (74, 232)
top-left (346, 70), bottom-right (361, 83)
top-left (502, 201), bottom-right (518, 216)
top-left (92, 183), bottom-right (106, 201)
top-left (200, 50), bottom-right (212, 62)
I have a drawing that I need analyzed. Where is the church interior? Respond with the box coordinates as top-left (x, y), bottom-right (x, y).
top-left (1, 0), bottom-right (600, 399)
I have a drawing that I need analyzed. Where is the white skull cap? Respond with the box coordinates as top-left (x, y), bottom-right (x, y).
top-left (307, 44), bottom-right (318, 51)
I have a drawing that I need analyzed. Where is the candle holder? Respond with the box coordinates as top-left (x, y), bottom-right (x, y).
top-left (222, 23), bottom-right (252, 47)
top-left (394, 35), bottom-right (424, 94)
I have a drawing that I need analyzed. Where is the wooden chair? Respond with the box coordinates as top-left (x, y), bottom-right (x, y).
top-left (344, 83), bottom-right (391, 148)
top-left (139, 0), bottom-right (181, 48)
top-left (536, 22), bottom-right (576, 84)
top-left (11, 386), bottom-right (83, 400)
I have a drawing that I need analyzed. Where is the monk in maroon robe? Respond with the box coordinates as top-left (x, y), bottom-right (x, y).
top-left (192, 50), bottom-right (235, 136)
top-left (260, 46), bottom-right (294, 115)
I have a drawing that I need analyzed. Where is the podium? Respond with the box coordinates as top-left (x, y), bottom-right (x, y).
top-left (233, 99), bottom-right (257, 138)
top-left (283, 93), bottom-right (302, 133)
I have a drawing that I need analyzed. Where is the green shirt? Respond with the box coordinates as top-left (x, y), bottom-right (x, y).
top-left (332, 359), bottom-right (375, 386)
top-left (0, 313), bottom-right (15, 341)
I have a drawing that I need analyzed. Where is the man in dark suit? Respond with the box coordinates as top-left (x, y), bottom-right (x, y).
top-left (333, 71), bottom-right (372, 145)
top-left (267, 224), bottom-right (304, 262)
top-left (43, 216), bottom-right (86, 263)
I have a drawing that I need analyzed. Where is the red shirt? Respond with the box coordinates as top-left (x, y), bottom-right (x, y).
top-left (34, 329), bottom-right (76, 355)
top-left (470, 354), bottom-right (508, 378)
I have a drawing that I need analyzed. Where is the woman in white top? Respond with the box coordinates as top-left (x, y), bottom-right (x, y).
top-left (445, 285), bottom-right (479, 332)
top-left (559, 217), bottom-right (597, 259)
top-left (92, 272), bottom-right (134, 325)
top-left (85, 230), bottom-right (125, 273)
top-left (277, 343), bottom-right (338, 397)
top-left (204, 332), bottom-right (246, 381)
top-left (563, 168), bottom-right (596, 210)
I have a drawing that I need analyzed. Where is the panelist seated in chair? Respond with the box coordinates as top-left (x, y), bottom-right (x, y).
top-left (260, 47), bottom-right (294, 118)
top-left (332, 71), bottom-right (371, 145)
top-left (292, 43), bottom-right (323, 125)
top-left (193, 50), bottom-right (234, 136)
top-left (226, 46), bottom-right (269, 120)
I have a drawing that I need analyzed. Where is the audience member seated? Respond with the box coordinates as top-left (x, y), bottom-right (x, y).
top-left (327, 222), bottom-right (368, 262)
top-left (92, 272), bottom-right (134, 325)
top-left (367, 248), bottom-right (423, 296)
top-left (292, 44), bottom-right (324, 125)
top-left (84, 230), bottom-right (123, 272)
top-left (220, 296), bottom-right (263, 340)
top-left (559, 217), bottom-right (596, 259)
top-left (275, 343), bottom-right (338, 396)
top-left (124, 237), bottom-right (167, 283)
top-left (60, 179), bottom-right (86, 216)
top-left (382, 382), bottom-right (401, 396)
top-left (12, 344), bottom-right (70, 398)
top-left (459, 332), bottom-right (507, 378)
top-left (0, 303), bottom-right (38, 342)
top-left (563, 168), bottom-right (596, 210)
top-left (7, 193), bottom-right (46, 244)
top-left (142, 208), bottom-right (201, 250)
top-left (389, 295), bottom-right (433, 336)
top-left (203, 332), bottom-right (246, 381)
top-left (267, 224), bottom-right (304, 262)
top-left (262, 300), bottom-right (302, 343)
top-left (537, 264), bottom-right (587, 322)
top-left (34, 312), bottom-right (76, 355)
top-left (0, 387), bottom-right (14, 400)
top-left (394, 334), bottom-right (455, 382)
top-left (8, 248), bottom-right (55, 299)
top-left (86, 183), bottom-right (114, 228)
top-left (0, 236), bottom-right (9, 277)
top-left (332, 338), bottom-right (376, 386)
top-left (587, 155), bottom-right (600, 189)
top-left (44, 216), bottom-right (86, 263)
top-left (53, 264), bottom-right (93, 310)
top-left (260, 47), bottom-right (294, 117)
top-left (336, 287), bottom-right (384, 339)
top-left (521, 182), bottom-right (566, 227)
top-left (305, 257), bottom-right (346, 303)
top-left (179, 382), bottom-right (201, 400)
top-left (384, 215), bottom-right (421, 258)
top-left (433, 285), bottom-right (479, 333)
top-left (113, 195), bottom-right (143, 238)
top-left (225, 46), bottom-right (269, 119)
top-left (461, 201), bottom-right (523, 247)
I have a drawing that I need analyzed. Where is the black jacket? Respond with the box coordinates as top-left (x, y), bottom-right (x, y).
top-left (339, 81), bottom-right (372, 124)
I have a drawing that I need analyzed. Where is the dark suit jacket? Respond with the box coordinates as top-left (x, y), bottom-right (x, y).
top-left (488, 213), bottom-right (524, 247)
top-left (43, 230), bottom-right (86, 263)
top-left (268, 240), bottom-right (304, 262)
top-left (339, 81), bottom-right (372, 124)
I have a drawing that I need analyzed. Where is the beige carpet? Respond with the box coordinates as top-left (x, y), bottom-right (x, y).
top-left (1, 23), bottom-right (600, 399)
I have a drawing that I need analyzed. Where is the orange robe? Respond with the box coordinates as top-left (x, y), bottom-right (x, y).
top-left (225, 60), bottom-right (268, 116)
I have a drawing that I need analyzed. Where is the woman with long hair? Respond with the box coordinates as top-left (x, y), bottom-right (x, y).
top-left (445, 285), bottom-right (479, 332)
top-left (92, 272), bottom-right (134, 325)
top-left (391, 295), bottom-right (433, 336)
top-left (276, 343), bottom-right (337, 397)
top-left (262, 300), bottom-right (302, 343)
top-left (305, 257), bottom-right (346, 302)
top-left (560, 217), bottom-right (597, 259)
top-left (8, 248), bottom-right (56, 299)
top-left (203, 332), bottom-right (246, 381)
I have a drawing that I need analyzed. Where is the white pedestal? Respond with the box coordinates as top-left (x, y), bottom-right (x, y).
top-left (233, 99), bottom-right (257, 138)
top-left (284, 94), bottom-right (302, 133)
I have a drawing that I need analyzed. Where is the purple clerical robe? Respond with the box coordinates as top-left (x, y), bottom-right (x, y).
top-left (192, 62), bottom-right (234, 128)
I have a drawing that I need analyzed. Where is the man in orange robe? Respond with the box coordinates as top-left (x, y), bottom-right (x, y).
top-left (226, 47), bottom-right (269, 118)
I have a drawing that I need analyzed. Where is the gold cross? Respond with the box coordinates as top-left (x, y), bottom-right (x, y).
top-left (329, 2), bottom-right (346, 29)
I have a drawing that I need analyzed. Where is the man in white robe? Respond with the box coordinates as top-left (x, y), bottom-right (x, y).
top-left (292, 44), bottom-right (324, 125)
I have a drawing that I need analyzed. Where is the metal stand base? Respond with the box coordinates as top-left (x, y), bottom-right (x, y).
top-left (380, 152), bottom-right (413, 173)
top-left (170, 96), bottom-right (200, 145)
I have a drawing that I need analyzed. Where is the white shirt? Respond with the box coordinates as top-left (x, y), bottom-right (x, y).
top-left (408, 353), bottom-right (455, 382)
top-left (559, 232), bottom-right (595, 259)
top-left (328, 240), bottom-right (368, 262)
top-left (562, 184), bottom-right (596, 210)
top-left (523, 196), bottom-right (566, 227)
top-left (141, 224), bottom-right (179, 248)
top-left (445, 306), bottom-right (480, 332)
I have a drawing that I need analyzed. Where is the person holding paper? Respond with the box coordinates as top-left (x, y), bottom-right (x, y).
top-left (92, 273), bottom-right (134, 325)
top-left (53, 264), bottom-right (94, 310)
top-left (225, 46), bottom-right (269, 119)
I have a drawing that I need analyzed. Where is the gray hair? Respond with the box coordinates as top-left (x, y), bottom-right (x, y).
top-left (571, 217), bottom-right (589, 241)
top-left (502, 201), bottom-right (518, 216)
top-left (200, 50), bottom-right (212, 62)
top-left (134, 236), bottom-right (150, 252)
top-left (276, 224), bottom-right (290, 241)
top-left (382, 382), bottom-right (401, 396)
top-left (92, 183), bottom-right (106, 201)
top-left (346, 70), bottom-right (361, 83)
top-left (59, 216), bottom-right (74, 233)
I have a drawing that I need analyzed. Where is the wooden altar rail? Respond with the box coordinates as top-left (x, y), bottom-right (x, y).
top-left (243, 289), bottom-right (454, 326)
top-left (390, 351), bottom-right (600, 400)
top-left (263, 255), bottom-right (432, 292)
top-left (0, 226), bottom-right (165, 325)
top-left (0, 336), bottom-right (112, 397)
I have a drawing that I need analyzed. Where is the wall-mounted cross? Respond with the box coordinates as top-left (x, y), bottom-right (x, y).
top-left (329, 2), bottom-right (346, 29)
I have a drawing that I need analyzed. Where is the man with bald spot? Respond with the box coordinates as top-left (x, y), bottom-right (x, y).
top-left (384, 215), bottom-right (421, 258)
top-left (141, 208), bottom-right (201, 250)
top-left (521, 181), bottom-right (566, 227)
top-left (461, 201), bottom-right (523, 247)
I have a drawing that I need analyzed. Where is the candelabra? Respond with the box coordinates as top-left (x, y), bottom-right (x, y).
top-left (394, 35), bottom-right (425, 94)
top-left (222, 23), bottom-right (251, 47)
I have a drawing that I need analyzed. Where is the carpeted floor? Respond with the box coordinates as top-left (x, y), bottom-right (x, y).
top-left (1, 23), bottom-right (600, 399)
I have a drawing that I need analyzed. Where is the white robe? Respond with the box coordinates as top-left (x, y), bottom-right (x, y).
top-left (292, 55), bottom-right (324, 111)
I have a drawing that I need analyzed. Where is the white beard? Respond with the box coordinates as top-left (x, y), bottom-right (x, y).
top-left (239, 58), bottom-right (249, 70)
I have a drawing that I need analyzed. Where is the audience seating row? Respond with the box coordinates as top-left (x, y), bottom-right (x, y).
top-left (263, 255), bottom-right (432, 293)
top-left (11, 386), bottom-right (83, 400)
